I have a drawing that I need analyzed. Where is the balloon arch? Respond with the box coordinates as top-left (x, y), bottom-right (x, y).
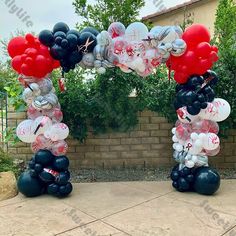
top-left (7, 22), bottom-right (230, 197)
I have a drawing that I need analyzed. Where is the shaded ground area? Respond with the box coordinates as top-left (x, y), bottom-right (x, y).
top-left (70, 167), bottom-right (236, 183)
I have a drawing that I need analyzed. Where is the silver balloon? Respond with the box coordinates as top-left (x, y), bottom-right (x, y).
top-left (82, 53), bottom-right (95, 67)
top-left (33, 93), bottom-right (58, 110)
top-left (171, 39), bottom-right (187, 57)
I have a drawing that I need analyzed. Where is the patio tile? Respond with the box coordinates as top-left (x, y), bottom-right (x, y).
top-left (167, 180), bottom-right (236, 216)
top-left (224, 226), bottom-right (236, 236)
top-left (103, 195), bottom-right (236, 236)
top-left (0, 194), bottom-right (96, 236)
top-left (62, 182), bottom-right (157, 219)
top-left (57, 220), bottom-right (127, 236)
top-left (0, 192), bottom-right (27, 207)
top-left (120, 181), bottom-right (173, 195)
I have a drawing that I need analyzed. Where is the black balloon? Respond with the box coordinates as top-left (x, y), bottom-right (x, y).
top-left (17, 172), bottom-right (44, 197)
top-left (53, 156), bottom-right (69, 171)
top-left (193, 167), bottom-right (220, 195)
top-left (55, 171), bottom-right (70, 185)
top-left (39, 30), bottom-right (54, 47)
top-left (53, 22), bottom-right (70, 34)
top-left (80, 27), bottom-right (99, 36)
top-left (35, 150), bottom-right (54, 166)
top-left (171, 165), bottom-right (194, 192)
top-left (174, 72), bottom-right (218, 115)
top-left (39, 169), bottom-right (57, 183)
top-left (59, 182), bottom-right (73, 197)
top-left (78, 32), bottom-right (97, 53)
top-left (50, 45), bottom-right (68, 60)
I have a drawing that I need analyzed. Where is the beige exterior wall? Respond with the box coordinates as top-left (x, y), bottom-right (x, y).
top-left (147, 0), bottom-right (218, 36)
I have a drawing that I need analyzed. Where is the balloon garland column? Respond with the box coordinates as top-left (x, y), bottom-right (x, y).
top-left (8, 34), bottom-right (73, 197)
top-left (7, 21), bottom-right (230, 197)
top-left (168, 25), bottom-right (231, 195)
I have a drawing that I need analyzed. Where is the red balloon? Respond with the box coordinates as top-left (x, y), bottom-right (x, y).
top-left (210, 51), bottom-right (219, 62)
top-left (52, 60), bottom-right (60, 69)
top-left (212, 46), bottom-right (219, 53)
top-left (21, 63), bottom-right (33, 76)
top-left (174, 71), bottom-right (188, 84)
top-left (7, 37), bottom-right (27, 58)
top-left (11, 56), bottom-right (22, 72)
top-left (196, 42), bottom-right (212, 58)
top-left (182, 24), bottom-right (211, 48)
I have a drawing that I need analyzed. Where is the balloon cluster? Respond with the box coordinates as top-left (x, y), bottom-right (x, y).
top-left (167, 24), bottom-right (219, 84)
top-left (39, 23), bottom-right (98, 72)
top-left (171, 165), bottom-right (220, 195)
top-left (18, 150), bottom-right (72, 197)
top-left (8, 34), bottom-right (60, 78)
top-left (171, 70), bottom-right (231, 195)
top-left (15, 72), bottom-right (70, 197)
top-left (174, 71), bottom-right (218, 115)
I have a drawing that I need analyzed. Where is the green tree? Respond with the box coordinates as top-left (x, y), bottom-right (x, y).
top-left (73, 0), bottom-right (145, 30)
top-left (214, 0), bottom-right (236, 131)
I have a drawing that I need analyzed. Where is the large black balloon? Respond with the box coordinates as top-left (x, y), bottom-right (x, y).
top-left (39, 30), bottom-right (54, 47)
top-left (78, 32), bottom-right (97, 53)
top-left (17, 172), bottom-right (44, 197)
top-left (35, 150), bottom-right (54, 166)
top-left (53, 22), bottom-right (70, 34)
top-left (194, 167), bottom-right (220, 195)
top-left (59, 182), bottom-right (73, 197)
top-left (80, 27), bottom-right (99, 36)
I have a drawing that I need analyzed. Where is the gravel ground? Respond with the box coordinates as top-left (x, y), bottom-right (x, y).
top-left (70, 167), bottom-right (236, 183)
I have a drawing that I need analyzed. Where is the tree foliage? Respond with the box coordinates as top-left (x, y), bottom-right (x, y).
top-left (214, 0), bottom-right (236, 131)
top-left (73, 0), bottom-right (145, 30)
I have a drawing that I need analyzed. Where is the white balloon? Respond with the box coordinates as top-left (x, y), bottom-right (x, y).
top-left (177, 107), bottom-right (200, 123)
top-left (199, 98), bottom-right (231, 122)
top-left (16, 120), bottom-right (36, 143)
top-left (108, 22), bottom-right (126, 39)
top-left (125, 22), bottom-right (149, 42)
top-left (190, 132), bottom-right (199, 140)
top-left (185, 160), bottom-right (195, 168)
top-left (45, 123), bottom-right (69, 141)
top-left (202, 133), bottom-right (220, 150)
top-left (172, 135), bottom-right (178, 143)
top-left (171, 128), bottom-right (176, 134)
top-left (33, 116), bottom-right (52, 136)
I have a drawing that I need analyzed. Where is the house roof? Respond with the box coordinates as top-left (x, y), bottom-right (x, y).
top-left (142, 0), bottom-right (204, 21)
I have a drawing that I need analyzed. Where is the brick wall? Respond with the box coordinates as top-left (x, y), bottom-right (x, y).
top-left (4, 109), bottom-right (236, 169)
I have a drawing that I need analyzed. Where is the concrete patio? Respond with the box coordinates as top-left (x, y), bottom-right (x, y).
top-left (0, 180), bottom-right (236, 236)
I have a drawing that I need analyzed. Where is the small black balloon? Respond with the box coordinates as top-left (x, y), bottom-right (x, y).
top-left (47, 183), bottom-right (59, 195)
top-left (194, 167), bottom-right (220, 195)
top-left (80, 27), bottom-right (99, 36)
top-left (171, 171), bottom-right (179, 181)
top-left (67, 34), bottom-right (78, 49)
top-left (67, 29), bottom-right (80, 38)
top-left (61, 39), bottom-right (69, 48)
top-left (54, 31), bottom-right (67, 39)
top-left (50, 45), bottom-right (68, 60)
top-left (39, 30), bottom-right (54, 47)
top-left (39, 170), bottom-right (56, 183)
top-left (53, 156), bottom-right (69, 171)
top-left (58, 182), bottom-right (73, 197)
top-left (34, 163), bottom-right (43, 173)
top-left (187, 105), bottom-right (201, 116)
top-left (178, 177), bottom-right (190, 192)
top-left (68, 51), bottom-right (83, 65)
top-left (56, 171), bottom-right (70, 185)
top-left (55, 37), bottom-right (63, 45)
top-left (18, 172), bottom-right (44, 197)
top-left (28, 160), bottom-right (35, 169)
top-left (186, 174), bottom-right (194, 183)
top-left (35, 150), bottom-right (54, 166)
top-left (193, 100), bottom-right (201, 109)
top-left (53, 22), bottom-right (70, 34)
